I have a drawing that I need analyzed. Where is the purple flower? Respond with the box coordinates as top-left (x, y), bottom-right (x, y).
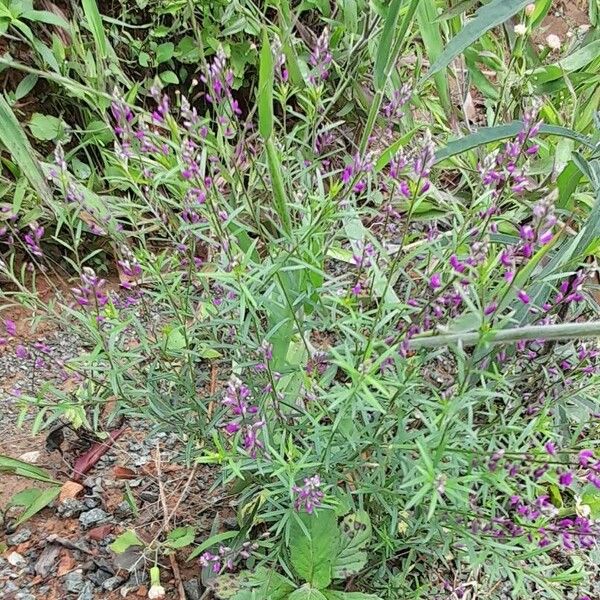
top-left (558, 471), bottom-right (573, 487)
top-left (293, 475), bottom-right (324, 514)
top-left (309, 27), bottom-right (332, 84)
top-left (517, 290), bottom-right (530, 304)
top-left (429, 273), bottom-right (442, 290)
top-left (544, 441), bottom-right (557, 456)
top-left (15, 345), bottom-right (29, 359)
top-left (4, 319), bottom-right (16, 337)
top-left (579, 449), bottom-right (594, 467)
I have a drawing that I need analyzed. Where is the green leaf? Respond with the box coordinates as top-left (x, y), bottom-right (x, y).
top-left (82, 0), bottom-right (108, 59)
top-left (13, 486), bottom-right (61, 526)
top-left (156, 42), bottom-right (174, 64)
top-left (424, 0), bottom-right (532, 79)
top-left (238, 567), bottom-right (295, 599)
top-left (416, 0), bottom-right (451, 112)
top-left (0, 454), bottom-right (59, 483)
top-left (188, 530), bottom-right (239, 561)
top-left (374, 0), bottom-right (403, 90)
top-left (323, 592), bottom-right (382, 600)
top-left (332, 510), bottom-right (371, 579)
top-left (0, 95), bottom-right (51, 202)
top-left (28, 112), bottom-right (63, 141)
top-left (581, 485), bottom-right (600, 519)
top-left (165, 526), bottom-right (196, 548)
top-left (434, 122), bottom-right (595, 164)
top-left (14, 74), bottom-right (38, 100)
top-left (289, 510), bottom-right (339, 589)
top-left (159, 70), bottom-right (179, 85)
top-left (533, 40), bottom-right (600, 84)
top-left (288, 586), bottom-right (328, 600)
top-left (258, 28), bottom-right (274, 140)
top-left (109, 530), bottom-right (144, 554)
top-left (21, 9), bottom-right (70, 30)
top-left (265, 138), bottom-right (292, 235)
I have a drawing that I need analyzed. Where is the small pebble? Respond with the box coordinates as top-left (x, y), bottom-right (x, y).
top-left (79, 508), bottom-right (110, 529)
top-left (7, 529), bottom-right (32, 546)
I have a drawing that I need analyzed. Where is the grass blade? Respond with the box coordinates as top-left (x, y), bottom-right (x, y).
top-left (258, 28), bottom-right (274, 140)
top-left (416, 0), bottom-right (451, 113)
top-left (374, 0), bottom-right (403, 91)
top-left (434, 122), bottom-right (595, 164)
top-left (0, 95), bottom-right (51, 202)
top-left (82, 0), bottom-right (108, 60)
top-left (424, 0), bottom-right (531, 80)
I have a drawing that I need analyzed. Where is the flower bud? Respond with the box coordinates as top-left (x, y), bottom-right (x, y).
top-left (514, 23), bottom-right (528, 36)
top-left (525, 3), bottom-right (535, 16)
top-left (546, 34), bottom-right (561, 50)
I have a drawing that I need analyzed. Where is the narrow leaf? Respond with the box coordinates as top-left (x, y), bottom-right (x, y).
top-left (258, 29), bottom-right (274, 140)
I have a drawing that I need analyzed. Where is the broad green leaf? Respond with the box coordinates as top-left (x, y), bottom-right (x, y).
top-left (581, 485), bottom-right (600, 519)
top-left (13, 486), bottom-right (61, 526)
top-left (156, 42), bottom-right (175, 64)
top-left (28, 112), bottom-right (63, 141)
top-left (14, 74), bottom-right (38, 100)
top-left (323, 592), bottom-right (383, 600)
top-left (288, 586), bottom-right (328, 600)
top-left (424, 0), bottom-right (532, 79)
top-left (533, 40), bottom-right (600, 85)
top-left (235, 567), bottom-right (295, 599)
top-left (258, 29), bottom-right (274, 140)
top-left (332, 511), bottom-right (372, 579)
top-left (165, 526), bottom-right (196, 548)
top-left (289, 510), bottom-right (339, 589)
top-left (0, 95), bottom-right (51, 202)
top-left (109, 530), bottom-right (144, 554)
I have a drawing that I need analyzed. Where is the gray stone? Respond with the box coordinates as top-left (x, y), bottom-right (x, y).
top-left (83, 497), bottom-right (99, 509)
top-left (15, 593), bottom-right (36, 600)
top-left (139, 490), bottom-right (158, 503)
top-left (88, 568), bottom-right (113, 586)
top-left (114, 500), bottom-right (133, 519)
top-left (63, 570), bottom-right (85, 594)
top-left (77, 581), bottom-right (94, 600)
top-left (183, 577), bottom-right (203, 600)
top-left (34, 544), bottom-right (61, 577)
top-left (79, 508), bottom-right (110, 529)
top-left (102, 575), bottom-right (126, 591)
top-left (58, 499), bottom-right (86, 518)
top-left (7, 528), bottom-right (32, 546)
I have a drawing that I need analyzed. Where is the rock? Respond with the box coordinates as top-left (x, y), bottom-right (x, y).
top-left (7, 551), bottom-right (27, 567)
top-left (114, 500), bottom-right (133, 519)
top-left (77, 581), bottom-right (94, 600)
top-left (139, 490), bottom-right (158, 503)
top-left (183, 577), bottom-right (203, 600)
top-left (59, 481), bottom-right (84, 501)
top-left (7, 528), bottom-right (32, 546)
top-left (88, 568), bottom-right (113, 586)
top-left (15, 593), bottom-right (36, 600)
top-left (34, 544), bottom-right (61, 577)
top-left (63, 570), bottom-right (85, 594)
top-left (79, 508), bottom-right (110, 529)
top-left (87, 524), bottom-right (113, 541)
top-left (58, 498), bottom-right (86, 518)
top-left (18, 451), bottom-right (41, 464)
top-left (83, 497), bottom-right (99, 509)
top-left (3, 581), bottom-right (18, 594)
top-left (102, 574), bottom-right (126, 591)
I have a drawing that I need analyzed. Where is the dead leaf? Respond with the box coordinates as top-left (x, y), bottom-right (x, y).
top-left (72, 427), bottom-right (127, 481)
top-left (113, 466), bottom-right (137, 480)
top-left (88, 524), bottom-right (113, 541)
top-left (56, 551), bottom-right (76, 577)
top-left (59, 481), bottom-right (84, 501)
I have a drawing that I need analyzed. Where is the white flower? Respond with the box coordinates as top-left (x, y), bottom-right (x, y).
top-left (546, 34), bottom-right (561, 50)
top-left (525, 3), bottom-right (536, 16)
top-left (148, 584), bottom-right (166, 599)
top-left (514, 23), bottom-right (527, 36)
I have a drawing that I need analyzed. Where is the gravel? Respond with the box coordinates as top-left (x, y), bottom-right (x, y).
top-left (7, 529), bottom-right (32, 546)
top-left (79, 509), bottom-right (110, 529)
top-left (63, 570), bottom-right (85, 594)
top-left (57, 499), bottom-right (86, 519)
